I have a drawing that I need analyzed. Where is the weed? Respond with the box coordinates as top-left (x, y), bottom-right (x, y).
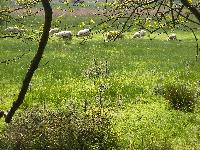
top-left (163, 83), bottom-right (196, 112)
top-left (84, 59), bottom-right (109, 80)
top-left (0, 107), bottom-right (119, 149)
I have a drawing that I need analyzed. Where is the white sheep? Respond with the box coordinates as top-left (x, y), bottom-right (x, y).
top-left (77, 29), bottom-right (91, 38)
top-left (133, 31), bottom-right (141, 38)
top-left (139, 30), bottom-right (146, 36)
top-left (168, 33), bottom-right (177, 41)
top-left (49, 28), bottom-right (59, 35)
top-left (133, 29), bottom-right (146, 38)
top-left (54, 31), bottom-right (73, 40)
top-left (4, 27), bottom-right (25, 34)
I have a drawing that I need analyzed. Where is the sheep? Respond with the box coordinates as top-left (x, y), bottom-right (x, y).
top-left (133, 29), bottom-right (146, 38)
top-left (139, 29), bottom-right (146, 37)
top-left (4, 27), bottom-right (25, 34)
top-left (54, 31), bottom-right (73, 40)
top-left (133, 31), bottom-right (141, 38)
top-left (49, 28), bottom-right (59, 35)
top-left (168, 33), bottom-right (177, 41)
top-left (105, 31), bottom-right (124, 41)
top-left (77, 29), bottom-right (91, 38)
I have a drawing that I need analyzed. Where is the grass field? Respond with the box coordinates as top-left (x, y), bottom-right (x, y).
top-left (1, 11), bottom-right (200, 149)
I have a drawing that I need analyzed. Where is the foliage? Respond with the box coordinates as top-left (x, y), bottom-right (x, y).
top-left (154, 79), bottom-right (197, 113)
top-left (94, 0), bottom-right (200, 56)
top-left (0, 0), bottom-right (11, 25)
top-left (0, 107), bottom-right (119, 149)
top-left (163, 83), bottom-right (196, 112)
top-left (84, 59), bottom-right (109, 80)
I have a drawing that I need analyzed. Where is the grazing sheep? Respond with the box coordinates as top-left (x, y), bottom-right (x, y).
top-left (139, 29), bottom-right (146, 36)
top-left (54, 31), bottom-right (73, 40)
top-left (168, 33), bottom-right (177, 41)
top-left (77, 29), bottom-right (91, 38)
top-left (49, 28), bottom-right (59, 35)
top-left (4, 27), bottom-right (25, 34)
top-left (133, 29), bottom-right (146, 38)
top-left (133, 31), bottom-right (141, 38)
top-left (106, 31), bottom-right (124, 41)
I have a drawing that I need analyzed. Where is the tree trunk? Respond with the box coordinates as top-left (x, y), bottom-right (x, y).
top-left (5, 0), bottom-right (52, 123)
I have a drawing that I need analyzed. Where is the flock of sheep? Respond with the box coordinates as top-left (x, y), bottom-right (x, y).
top-left (4, 26), bottom-right (177, 41)
top-left (49, 28), bottom-right (91, 40)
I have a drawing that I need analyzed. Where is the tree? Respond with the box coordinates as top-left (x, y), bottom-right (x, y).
top-left (100, 0), bottom-right (200, 32)
top-left (181, 0), bottom-right (200, 23)
top-left (0, 0), bottom-right (52, 123)
top-left (95, 0), bottom-right (200, 57)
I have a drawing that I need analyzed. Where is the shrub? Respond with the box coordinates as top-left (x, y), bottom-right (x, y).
top-left (0, 1), bottom-right (10, 26)
top-left (163, 84), bottom-right (196, 112)
top-left (84, 59), bottom-right (109, 80)
top-left (0, 107), bottom-right (119, 150)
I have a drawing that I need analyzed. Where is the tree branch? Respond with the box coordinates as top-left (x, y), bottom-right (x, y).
top-left (181, 0), bottom-right (200, 23)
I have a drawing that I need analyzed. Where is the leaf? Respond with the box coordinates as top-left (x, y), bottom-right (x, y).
top-left (90, 19), bottom-right (95, 24)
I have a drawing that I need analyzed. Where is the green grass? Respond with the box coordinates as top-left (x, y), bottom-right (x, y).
top-left (0, 15), bottom-right (200, 149)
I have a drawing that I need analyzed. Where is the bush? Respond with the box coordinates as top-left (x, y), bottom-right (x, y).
top-left (0, 107), bottom-right (119, 150)
top-left (163, 84), bottom-right (196, 112)
top-left (0, 1), bottom-right (8, 26)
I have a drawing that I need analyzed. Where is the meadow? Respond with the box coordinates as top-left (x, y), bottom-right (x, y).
top-left (0, 5), bottom-right (200, 149)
